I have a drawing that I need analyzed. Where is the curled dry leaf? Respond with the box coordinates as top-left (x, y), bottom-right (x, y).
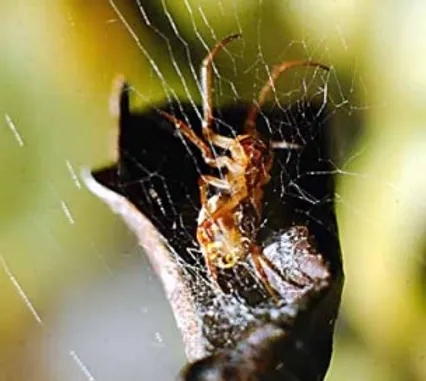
top-left (82, 78), bottom-right (343, 380)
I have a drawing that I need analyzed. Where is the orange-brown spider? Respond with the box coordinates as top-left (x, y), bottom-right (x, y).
top-left (160, 34), bottom-right (329, 298)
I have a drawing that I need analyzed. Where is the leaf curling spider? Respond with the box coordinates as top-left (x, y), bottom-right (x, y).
top-left (159, 33), bottom-right (329, 299)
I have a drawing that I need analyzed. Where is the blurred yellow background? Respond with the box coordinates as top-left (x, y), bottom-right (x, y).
top-left (1, 1), bottom-right (426, 380)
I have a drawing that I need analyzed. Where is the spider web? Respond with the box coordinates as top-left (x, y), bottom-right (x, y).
top-left (3, 1), bottom-right (408, 381)
top-left (87, 0), bottom-right (351, 377)
top-left (108, 0), bottom-right (344, 296)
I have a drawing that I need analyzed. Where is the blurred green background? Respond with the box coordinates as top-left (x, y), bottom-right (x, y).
top-left (1, 1), bottom-right (426, 380)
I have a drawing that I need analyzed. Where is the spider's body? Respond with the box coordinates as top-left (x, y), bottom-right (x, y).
top-left (160, 34), bottom-right (329, 298)
top-left (196, 135), bottom-right (272, 270)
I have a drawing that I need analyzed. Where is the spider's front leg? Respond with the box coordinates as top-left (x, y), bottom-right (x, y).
top-left (200, 33), bottom-right (242, 141)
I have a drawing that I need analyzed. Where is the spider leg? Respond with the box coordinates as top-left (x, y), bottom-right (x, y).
top-left (197, 176), bottom-right (230, 219)
top-left (196, 228), bottom-right (221, 290)
top-left (244, 60), bottom-right (330, 134)
top-left (197, 180), bottom-right (222, 289)
top-left (207, 133), bottom-right (235, 150)
top-left (198, 174), bottom-right (243, 223)
top-left (198, 177), bottom-right (209, 206)
top-left (200, 175), bottom-right (231, 192)
top-left (209, 185), bottom-right (247, 221)
top-left (205, 248), bottom-right (219, 285)
top-left (159, 110), bottom-right (212, 157)
top-left (161, 110), bottom-right (245, 170)
top-left (159, 110), bottom-right (232, 168)
top-left (201, 33), bottom-right (242, 145)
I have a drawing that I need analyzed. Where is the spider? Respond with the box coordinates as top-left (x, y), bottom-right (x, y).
top-left (159, 34), bottom-right (329, 299)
